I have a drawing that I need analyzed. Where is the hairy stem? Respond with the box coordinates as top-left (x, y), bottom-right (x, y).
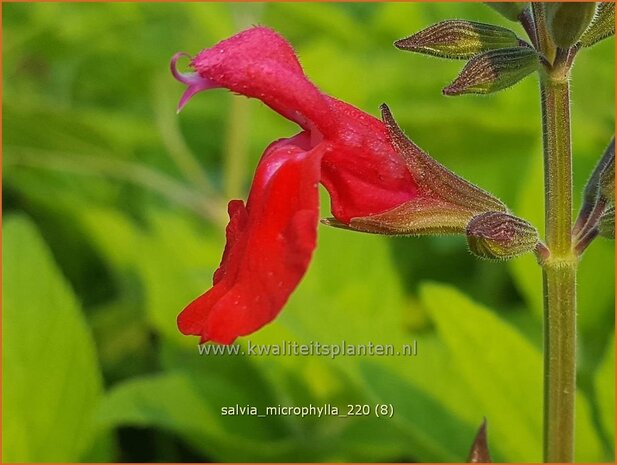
top-left (532, 4), bottom-right (578, 460)
top-left (540, 72), bottom-right (577, 463)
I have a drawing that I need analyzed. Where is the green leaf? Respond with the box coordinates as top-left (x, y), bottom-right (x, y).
top-left (2, 215), bottom-right (102, 462)
top-left (335, 417), bottom-right (410, 462)
top-left (420, 282), bottom-right (604, 462)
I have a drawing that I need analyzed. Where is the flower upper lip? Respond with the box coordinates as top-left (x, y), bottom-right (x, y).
top-left (172, 26), bottom-right (419, 222)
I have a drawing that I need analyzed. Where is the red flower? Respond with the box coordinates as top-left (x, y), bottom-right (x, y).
top-left (172, 27), bottom-right (505, 344)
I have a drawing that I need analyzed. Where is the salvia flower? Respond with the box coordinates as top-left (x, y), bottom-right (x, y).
top-left (172, 27), bottom-right (516, 344)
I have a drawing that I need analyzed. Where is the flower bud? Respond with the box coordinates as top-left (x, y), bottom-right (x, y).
top-left (485, 2), bottom-right (529, 21)
top-left (395, 20), bottom-right (521, 60)
top-left (574, 137), bottom-right (614, 235)
top-left (545, 2), bottom-right (597, 48)
top-left (468, 418), bottom-right (492, 463)
top-left (599, 152), bottom-right (615, 203)
top-left (443, 47), bottom-right (538, 96)
top-left (580, 2), bottom-right (615, 47)
top-left (466, 211), bottom-right (539, 260)
top-left (599, 207), bottom-right (615, 239)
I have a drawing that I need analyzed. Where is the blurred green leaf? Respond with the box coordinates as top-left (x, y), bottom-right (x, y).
top-left (595, 334), bottom-right (615, 450)
top-left (485, 2), bottom-right (528, 22)
top-left (420, 282), bottom-right (604, 462)
top-left (508, 150), bottom-right (544, 319)
top-left (334, 416), bottom-right (410, 461)
top-left (2, 215), bottom-right (102, 462)
top-left (420, 282), bottom-right (542, 461)
top-left (80, 432), bottom-right (117, 463)
top-left (359, 359), bottom-right (476, 462)
top-left (266, 3), bottom-right (368, 48)
top-left (77, 208), bottom-right (222, 345)
top-left (98, 370), bottom-right (308, 461)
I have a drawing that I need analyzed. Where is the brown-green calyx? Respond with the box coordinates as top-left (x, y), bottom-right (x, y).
top-left (579, 2), bottom-right (615, 47)
top-left (466, 211), bottom-right (539, 260)
top-left (545, 2), bottom-right (597, 48)
top-left (443, 47), bottom-right (539, 96)
top-left (598, 150), bottom-right (615, 240)
top-left (599, 207), bottom-right (615, 239)
top-left (599, 149), bottom-right (615, 203)
top-left (395, 20), bottom-right (521, 60)
top-left (323, 104), bottom-right (508, 237)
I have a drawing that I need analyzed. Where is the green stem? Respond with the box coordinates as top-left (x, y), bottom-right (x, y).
top-left (540, 73), bottom-right (577, 463)
top-left (223, 96), bottom-right (251, 199)
top-left (153, 75), bottom-right (220, 199)
top-left (532, 4), bottom-right (578, 460)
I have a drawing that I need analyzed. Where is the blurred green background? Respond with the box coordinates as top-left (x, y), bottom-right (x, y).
top-left (2, 2), bottom-right (614, 463)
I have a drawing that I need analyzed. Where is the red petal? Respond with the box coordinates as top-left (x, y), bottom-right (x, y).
top-left (177, 139), bottom-right (327, 344)
top-left (320, 97), bottom-right (420, 222)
